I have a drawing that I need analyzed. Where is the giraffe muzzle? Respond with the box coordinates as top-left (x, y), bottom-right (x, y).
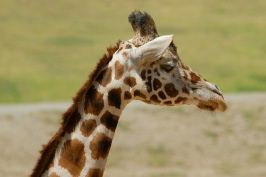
top-left (192, 82), bottom-right (227, 112)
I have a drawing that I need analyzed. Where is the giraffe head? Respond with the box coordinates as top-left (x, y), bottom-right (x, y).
top-left (113, 11), bottom-right (226, 111)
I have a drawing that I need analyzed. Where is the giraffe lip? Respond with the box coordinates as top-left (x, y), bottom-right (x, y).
top-left (197, 101), bottom-right (217, 111)
top-left (197, 99), bottom-right (227, 112)
top-left (214, 99), bottom-right (227, 112)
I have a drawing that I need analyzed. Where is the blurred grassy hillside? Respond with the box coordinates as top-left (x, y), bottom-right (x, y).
top-left (0, 0), bottom-right (266, 103)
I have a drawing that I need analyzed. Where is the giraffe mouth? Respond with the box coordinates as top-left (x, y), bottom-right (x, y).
top-left (193, 84), bottom-right (227, 112)
top-left (197, 99), bottom-right (227, 112)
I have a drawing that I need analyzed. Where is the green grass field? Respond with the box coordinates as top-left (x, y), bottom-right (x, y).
top-left (1, 0), bottom-right (266, 103)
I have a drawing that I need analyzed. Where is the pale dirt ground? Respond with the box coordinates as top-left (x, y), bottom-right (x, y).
top-left (0, 93), bottom-right (266, 177)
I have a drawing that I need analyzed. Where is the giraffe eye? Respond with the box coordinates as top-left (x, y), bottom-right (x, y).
top-left (160, 64), bottom-right (174, 72)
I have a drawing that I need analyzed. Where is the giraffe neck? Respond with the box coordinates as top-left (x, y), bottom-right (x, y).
top-left (30, 41), bottom-right (127, 177)
top-left (43, 82), bottom-right (127, 176)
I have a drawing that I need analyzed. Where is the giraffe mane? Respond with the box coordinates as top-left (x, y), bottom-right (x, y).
top-left (30, 40), bottom-right (121, 177)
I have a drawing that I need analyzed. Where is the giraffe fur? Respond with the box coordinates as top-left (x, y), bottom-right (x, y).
top-left (31, 11), bottom-right (226, 177)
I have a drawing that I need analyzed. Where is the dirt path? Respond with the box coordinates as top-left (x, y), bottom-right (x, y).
top-left (0, 93), bottom-right (266, 177)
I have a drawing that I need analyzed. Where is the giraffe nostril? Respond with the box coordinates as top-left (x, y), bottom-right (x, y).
top-left (212, 84), bottom-right (223, 97)
top-left (215, 85), bottom-right (220, 91)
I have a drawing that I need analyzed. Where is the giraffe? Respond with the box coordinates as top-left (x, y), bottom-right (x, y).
top-left (31, 11), bottom-right (227, 177)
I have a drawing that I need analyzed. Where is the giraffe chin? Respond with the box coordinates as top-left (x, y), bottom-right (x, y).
top-left (197, 99), bottom-right (227, 112)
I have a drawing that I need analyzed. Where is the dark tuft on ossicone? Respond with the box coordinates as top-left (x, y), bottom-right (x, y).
top-left (128, 11), bottom-right (158, 37)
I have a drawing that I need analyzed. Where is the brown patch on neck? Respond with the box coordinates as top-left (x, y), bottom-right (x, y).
top-left (90, 133), bottom-right (112, 160)
top-left (108, 88), bottom-right (122, 109)
top-left (95, 67), bottom-right (112, 87)
top-left (124, 91), bottom-right (132, 100)
top-left (80, 119), bottom-right (97, 137)
top-left (115, 61), bottom-right (124, 80)
top-left (124, 76), bottom-right (137, 87)
top-left (30, 41), bottom-right (121, 177)
top-left (86, 168), bottom-right (104, 177)
top-left (84, 85), bottom-right (104, 115)
top-left (100, 111), bottom-right (119, 132)
top-left (59, 139), bottom-right (86, 176)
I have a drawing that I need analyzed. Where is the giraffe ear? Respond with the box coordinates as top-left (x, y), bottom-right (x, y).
top-left (130, 35), bottom-right (174, 65)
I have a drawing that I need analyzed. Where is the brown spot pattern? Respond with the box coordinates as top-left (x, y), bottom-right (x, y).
top-left (124, 77), bottom-right (137, 87)
top-left (154, 68), bottom-right (160, 76)
top-left (65, 108), bottom-right (82, 134)
top-left (100, 111), bottom-right (119, 132)
top-left (122, 52), bottom-right (128, 58)
top-left (158, 91), bottom-right (166, 100)
top-left (115, 61), bottom-right (124, 80)
top-left (143, 100), bottom-right (152, 104)
top-left (96, 67), bottom-right (112, 87)
top-left (152, 78), bottom-right (162, 91)
top-left (80, 119), bottom-right (97, 137)
top-left (134, 90), bottom-right (147, 99)
top-left (141, 69), bottom-right (146, 80)
top-left (150, 94), bottom-right (160, 103)
top-left (190, 72), bottom-right (201, 83)
top-left (108, 88), bottom-right (122, 109)
top-left (124, 91), bottom-right (132, 100)
top-left (125, 44), bottom-right (132, 49)
top-left (59, 139), bottom-right (86, 177)
top-left (175, 97), bottom-right (187, 104)
top-left (85, 168), bottom-right (104, 177)
top-left (90, 133), bottom-right (112, 160)
top-left (165, 83), bottom-right (179, 97)
top-left (49, 172), bottom-right (59, 177)
top-left (145, 76), bottom-right (152, 92)
top-left (182, 87), bottom-right (189, 94)
top-left (164, 101), bottom-right (172, 105)
top-left (84, 86), bottom-right (104, 115)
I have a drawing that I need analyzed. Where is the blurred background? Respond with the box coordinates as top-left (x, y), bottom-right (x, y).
top-left (0, 1), bottom-right (266, 177)
top-left (1, 0), bottom-right (265, 103)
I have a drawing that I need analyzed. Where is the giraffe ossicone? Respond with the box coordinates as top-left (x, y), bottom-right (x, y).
top-left (31, 11), bottom-right (226, 177)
